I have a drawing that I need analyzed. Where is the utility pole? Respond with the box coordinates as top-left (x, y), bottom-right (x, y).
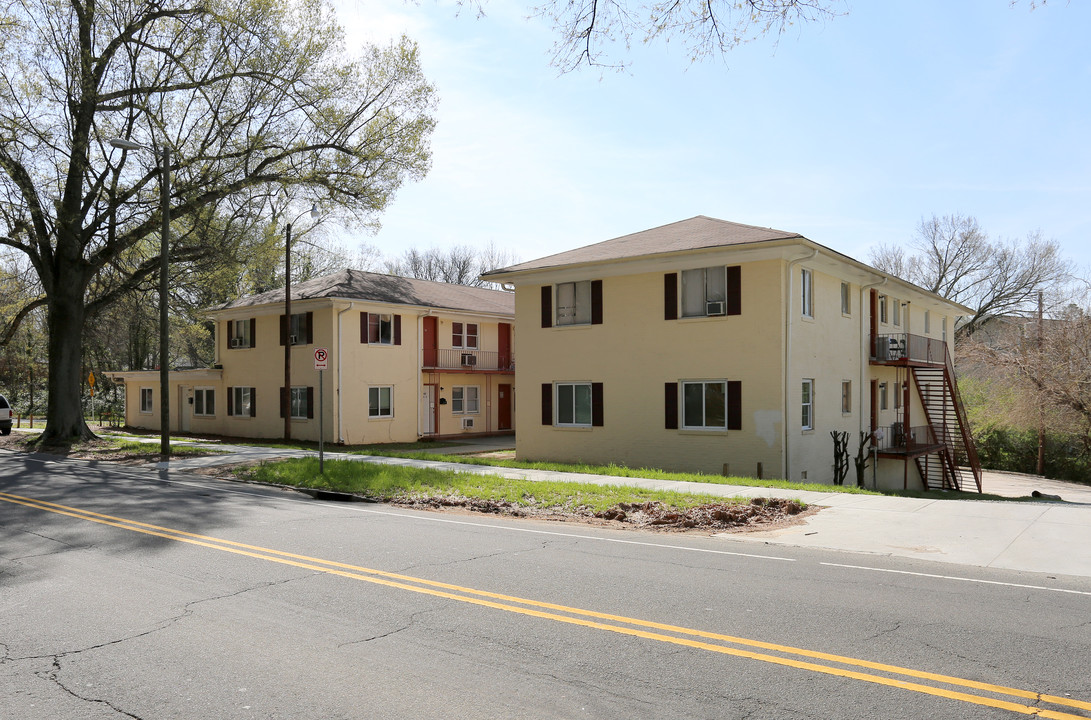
top-left (1037, 290), bottom-right (1045, 476)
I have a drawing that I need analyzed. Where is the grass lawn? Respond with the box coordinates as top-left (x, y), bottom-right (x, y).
top-left (242, 457), bottom-right (760, 513)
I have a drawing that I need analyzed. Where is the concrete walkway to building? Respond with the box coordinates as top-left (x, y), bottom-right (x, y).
top-left (70, 433), bottom-right (1091, 581)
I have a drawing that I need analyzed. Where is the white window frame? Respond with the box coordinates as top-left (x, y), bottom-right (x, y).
top-left (368, 386), bottom-right (393, 418)
top-left (140, 387), bottom-right (153, 414)
top-left (452, 322), bottom-right (479, 349)
top-left (367, 313), bottom-right (394, 345)
top-left (801, 379), bottom-right (815, 431)
top-left (289, 386), bottom-right (309, 420)
top-left (681, 266), bottom-right (728, 318)
top-left (229, 319), bottom-right (251, 348)
top-left (841, 380), bottom-right (852, 415)
top-left (801, 268), bottom-right (814, 318)
top-left (230, 386), bottom-right (252, 417)
top-left (556, 382), bottom-right (592, 427)
top-left (556, 281), bottom-right (592, 326)
top-left (681, 380), bottom-right (727, 430)
top-left (451, 385), bottom-right (480, 414)
top-left (924, 310), bottom-right (931, 335)
top-left (193, 387), bottom-right (215, 417)
top-left (878, 295), bottom-right (888, 324)
top-left (841, 282), bottom-right (851, 316)
top-left (942, 316), bottom-right (947, 343)
top-left (879, 382), bottom-right (888, 411)
top-left (892, 298), bottom-right (901, 327)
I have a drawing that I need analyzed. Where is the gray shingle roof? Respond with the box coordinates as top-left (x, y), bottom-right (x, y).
top-left (212, 269), bottom-right (514, 315)
top-left (483, 216), bottom-right (803, 276)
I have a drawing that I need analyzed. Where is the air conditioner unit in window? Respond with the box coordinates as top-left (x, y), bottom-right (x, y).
top-left (461, 353), bottom-right (477, 366)
top-left (462, 417), bottom-right (475, 429)
top-left (288, 334), bottom-right (298, 345)
top-left (706, 301), bottom-right (726, 316)
top-left (230, 338), bottom-right (244, 348)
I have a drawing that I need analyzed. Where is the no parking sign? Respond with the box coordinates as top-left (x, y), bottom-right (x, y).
top-left (314, 347), bottom-right (328, 370)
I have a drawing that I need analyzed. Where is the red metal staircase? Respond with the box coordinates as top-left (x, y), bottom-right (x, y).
top-left (910, 350), bottom-right (982, 493)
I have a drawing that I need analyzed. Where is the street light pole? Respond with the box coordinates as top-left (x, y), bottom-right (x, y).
top-left (110, 138), bottom-right (171, 461)
top-left (283, 203), bottom-right (318, 442)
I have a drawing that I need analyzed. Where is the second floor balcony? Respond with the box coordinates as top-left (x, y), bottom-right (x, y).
top-left (871, 332), bottom-right (947, 367)
top-left (423, 348), bottom-right (515, 373)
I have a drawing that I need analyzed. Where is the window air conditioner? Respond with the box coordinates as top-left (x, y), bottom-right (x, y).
top-left (289, 334), bottom-right (298, 345)
top-left (462, 417), bottom-right (475, 429)
top-left (706, 301), bottom-right (726, 316)
top-left (230, 338), bottom-right (244, 348)
top-left (461, 353), bottom-right (477, 366)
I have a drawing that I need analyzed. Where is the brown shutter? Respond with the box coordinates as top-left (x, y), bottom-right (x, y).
top-left (279, 386), bottom-right (286, 418)
top-left (727, 380), bottom-right (742, 430)
top-left (541, 383), bottom-right (552, 425)
top-left (305, 311), bottom-right (313, 344)
top-left (591, 280), bottom-right (603, 325)
top-left (280, 315), bottom-right (288, 346)
top-left (250, 388), bottom-right (256, 417)
top-left (664, 274), bottom-right (678, 320)
top-left (393, 314), bottom-right (402, 345)
top-left (227, 387), bottom-right (234, 416)
top-left (249, 318), bottom-right (256, 348)
top-left (360, 312), bottom-right (368, 343)
top-left (664, 382), bottom-right (678, 429)
top-left (726, 266), bottom-right (741, 316)
top-left (307, 386), bottom-right (314, 419)
top-left (591, 382), bottom-right (604, 427)
top-left (541, 286), bottom-right (552, 328)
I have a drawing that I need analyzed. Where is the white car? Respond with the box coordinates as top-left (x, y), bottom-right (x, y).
top-left (0, 394), bottom-right (12, 435)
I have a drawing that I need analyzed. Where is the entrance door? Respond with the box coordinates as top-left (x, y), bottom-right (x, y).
top-left (498, 383), bottom-right (512, 430)
top-left (498, 323), bottom-right (512, 370)
top-left (421, 384), bottom-right (437, 435)
top-left (423, 316), bottom-right (438, 367)
top-left (178, 386), bottom-right (191, 432)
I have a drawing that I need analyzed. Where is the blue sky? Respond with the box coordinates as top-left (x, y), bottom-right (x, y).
top-left (330, 0), bottom-right (1091, 272)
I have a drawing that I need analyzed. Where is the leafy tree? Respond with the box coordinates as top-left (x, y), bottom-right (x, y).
top-left (0, 0), bottom-right (436, 441)
top-left (869, 214), bottom-right (1071, 336)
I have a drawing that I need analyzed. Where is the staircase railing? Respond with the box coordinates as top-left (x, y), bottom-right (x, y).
top-left (943, 348), bottom-right (983, 492)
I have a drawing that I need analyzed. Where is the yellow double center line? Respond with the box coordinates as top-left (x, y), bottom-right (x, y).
top-left (4, 489), bottom-right (1089, 719)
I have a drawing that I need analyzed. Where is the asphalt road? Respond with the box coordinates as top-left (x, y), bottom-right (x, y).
top-left (2, 451), bottom-right (1090, 720)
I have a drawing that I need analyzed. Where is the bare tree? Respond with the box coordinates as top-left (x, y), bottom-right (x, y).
top-left (869, 214), bottom-right (1072, 336)
top-left (386, 243), bottom-right (519, 288)
top-left (0, 0), bottom-right (436, 441)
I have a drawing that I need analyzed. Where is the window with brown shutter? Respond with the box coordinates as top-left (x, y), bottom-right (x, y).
top-left (727, 380), bottom-right (742, 430)
top-left (591, 280), bottom-right (603, 325)
top-left (664, 274), bottom-right (678, 320)
top-left (664, 382), bottom-right (678, 429)
top-left (541, 383), bottom-right (552, 425)
top-left (591, 382), bottom-right (604, 426)
top-left (726, 266), bottom-right (741, 316)
top-left (541, 286), bottom-right (552, 328)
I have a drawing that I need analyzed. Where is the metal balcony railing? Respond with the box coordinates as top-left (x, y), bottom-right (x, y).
top-left (871, 332), bottom-right (947, 365)
top-left (422, 348), bottom-right (515, 372)
top-left (874, 423), bottom-right (939, 453)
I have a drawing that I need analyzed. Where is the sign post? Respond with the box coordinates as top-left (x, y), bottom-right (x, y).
top-left (314, 348), bottom-right (328, 473)
top-left (88, 371), bottom-right (96, 426)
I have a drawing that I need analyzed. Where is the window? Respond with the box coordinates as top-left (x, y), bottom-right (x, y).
top-left (879, 382), bottom-right (888, 411)
top-left (369, 386), bottom-right (392, 418)
top-left (556, 383), bottom-right (592, 426)
top-left (801, 379), bottom-right (814, 430)
top-left (290, 387), bottom-right (309, 419)
top-left (878, 295), bottom-right (888, 324)
top-left (229, 318), bottom-right (252, 349)
top-left (368, 313), bottom-right (393, 345)
top-left (841, 282), bottom-right (851, 315)
top-left (556, 281), bottom-right (592, 325)
top-left (682, 380), bottom-right (726, 430)
top-left (452, 323), bottom-right (479, 349)
top-left (801, 268), bottom-right (813, 318)
top-left (841, 381), bottom-right (852, 414)
top-left (924, 310), bottom-right (931, 335)
top-left (193, 388), bottom-right (215, 417)
top-left (452, 386), bottom-right (479, 414)
top-left (140, 388), bottom-right (153, 413)
top-left (682, 267), bottom-right (728, 317)
top-left (289, 313), bottom-right (308, 345)
top-left (228, 386), bottom-right (254, 417)
top-left (892, 298), bottom-right (901, 326)
top-left (942, 316), bottom-right (947, 342)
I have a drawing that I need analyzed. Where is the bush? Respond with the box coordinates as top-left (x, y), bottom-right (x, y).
top-left (974, 427), bottom-right (1091, 483)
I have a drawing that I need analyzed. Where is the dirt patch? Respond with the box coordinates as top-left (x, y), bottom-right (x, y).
top-left (389, 494), bottom-right (815, 533)
top-left (0, 432), bottom-right (170, 464)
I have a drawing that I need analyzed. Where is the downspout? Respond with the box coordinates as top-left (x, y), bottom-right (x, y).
top-left (417, 310), bottom-right (432, 439)
top-left (336, 301), bottom-right (357, 444)
top-left (783, 247), bottom-right (818, 482)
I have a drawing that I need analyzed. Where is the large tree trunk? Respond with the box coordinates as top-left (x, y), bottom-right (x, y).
top-left (42, 274), bottom-right (94, 442)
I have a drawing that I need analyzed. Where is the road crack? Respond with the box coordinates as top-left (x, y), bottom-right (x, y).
top-left (38, 656), bottom-right (145, 719)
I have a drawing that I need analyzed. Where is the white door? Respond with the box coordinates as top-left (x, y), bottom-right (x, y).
top-left (421, 385), bottom-right (436, 435)
top-left (179, 386), bottom-right (191, 432)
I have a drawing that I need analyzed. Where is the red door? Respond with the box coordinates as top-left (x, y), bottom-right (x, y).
top-left (497, 323), bottom-right (511, 370)
top-left (498, 384), bottom-right (512, 430)
top-left (423, 316), bottom-right (437, 367)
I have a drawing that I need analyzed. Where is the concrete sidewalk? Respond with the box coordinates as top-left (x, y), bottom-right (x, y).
top-left (113, 434), bottom-right (1091, 580)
